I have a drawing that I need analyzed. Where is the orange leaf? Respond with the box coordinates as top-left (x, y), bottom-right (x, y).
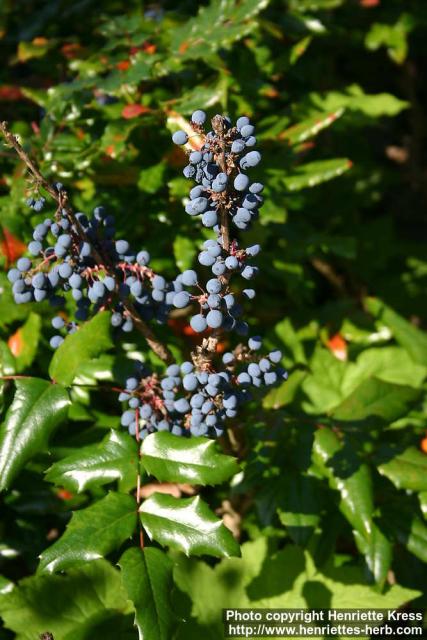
top-left (8, 329), bottom-right (24, 357)
top-left (122, 104), bottom-right (150, 119)
top-left (327, 333), bottom-right (347, 361)
top-left (61, 42), bottom-right (82, 59)
top-left (116, 59), bottom-right (131, 71)
top-left (0, 228), bottom-right (27, 268)
top-left (142, 41), bottom-right (157, 55)
top-left (57, 489), bottom-right (74, 501)
top-left (33, 37), bottom-right (48, 46)
top-left (179, 41), bottom-right (190, 54)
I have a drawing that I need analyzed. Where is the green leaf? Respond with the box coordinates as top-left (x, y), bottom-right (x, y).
top-left (377, 447), bottom-right (427, 492)
top-left (277, 474), bottom-right (322, 545)
top-left (173, 235), bottom-right (197, 272)
top-left (365, 298), bottom-right (427, 366)
top-left (45, 430), bottom-right (139, 493)
top-left (39, 492), bottom-right (137, 573)
top-left (384, 507), bottom-right (427, 564)
top-left (419, 492), bottom-right (427, 519)
top-left (283, 158), bottom-right (351, 191)
top-left (13, 312), bottom-right (42, 371)
top-left (312, 427), bottom-right (392, 586)
top-left (302, 346), bottom-right (347, 414)
top-left (170, 0), bottom-right (269, 62)
top-left (365, 15), bottom-right (414, 65)
top-left (138, 163), bottom-right (167, 194)
top-left (353, 524), bottom-right (393, 589)
top-left (0, 379), bottom-right (70, 491)
top-left (310, 84), bottom-right (408, 117)
top-left (332, 378), bottom-right (420, 422)
top-left (140, 432), bottom-right (239, 485)
top-left (349, 346), bottom-right (427, 389)
top-left (49, 311), bottom-right (113, 386)
top-left (173, 537), bottom-right (419, 633)
top-left (119, 547), bottom-right (175, 640)
top-left (263, 370), bottom-right (306, 409)
top-left (0, 560), bottom-right (132, 640)
top-left (140, 493), bottom-right (240, 558)
top-left (312, 428), bottom-right (373, 538)
top-left (281, 109), bottom-right (344, 146)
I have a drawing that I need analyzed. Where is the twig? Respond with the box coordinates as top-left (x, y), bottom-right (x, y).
top-left (0, 121), bottom-right (173, 363)
top-left (311, 257), bottom-right (346, 295)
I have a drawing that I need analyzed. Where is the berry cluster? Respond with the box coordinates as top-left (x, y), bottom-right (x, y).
top-left (119, 337), bottom-right (287, 439)
top-left (7, 194), bottom-right (176, 344)
top-left (5, 111), bottom-right (287, 440)
top-left (173, 113), bottom-right (263, 232)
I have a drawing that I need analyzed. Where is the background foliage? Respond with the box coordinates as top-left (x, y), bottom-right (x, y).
top-left (0, 0), bottom-right (426, 638)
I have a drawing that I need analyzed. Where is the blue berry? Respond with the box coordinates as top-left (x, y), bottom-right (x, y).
top-left (234, 174), bottom-right (249, 191)
top-left (17, 257), bottom-right (31, 272)
top-left (190, 314), bottom-right (207, 333)
top-left (191, 110), bottom-right (206, 125)
top-left (181, 270), bottom-right (198, 286)
top-left (172, 130), bottom-right (188, 145)
top-left (173, 291), bottom-right (190, 308)
top-left (50, 335), bottom-right (64, 349)
top-left (206, 310), bottom-right (223, 329)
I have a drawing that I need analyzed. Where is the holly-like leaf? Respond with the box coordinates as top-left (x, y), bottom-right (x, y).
top-left (39, 492), bottom-right (137, 573)
top-left (365, 298), bottom-right (427, 366)
top-left (312, 428), bottom-right (374, 538)
top-left (384, 507), bottom-right (427, 564)
top-left (140, 432), bottom-right (239, 485)
top-left (281, 109), bottom-right (344, 146)
top-left (277, 474), bottom-right (322, 546)
top-left (170, 0), bottom-right (269, 62)
top-left (140, 493), bottom-right (240, 558)
top-left (283, 158), bottom-right (352, 191)
top-left (377, 447), bottom-right (427, 492)
top-left (312, 427), bottom-right (392, 585)
top-left (119, 547), bottom-right (175, 640)
top-left (332, 378), bottom-right (420, 422)
top-left (49, 311), bottom-right (113, 386)
top-left (0, 379), bottom-right (70, 491)
top-left (0, 560), bottom-right (132, 640)
top-left (45, 430), bottom-right (138, 493)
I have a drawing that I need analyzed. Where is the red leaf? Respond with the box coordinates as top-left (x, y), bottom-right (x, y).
top-left (116, 60), bottom-right (131, 71)
top-left (57, 489), bottom-right (74, 501)
top-left (0, 228), bottom-right (27, 268)
top-left (0, 86), bottom-right (24, 101)
top-left (121, 104), bottom-right (150, 119)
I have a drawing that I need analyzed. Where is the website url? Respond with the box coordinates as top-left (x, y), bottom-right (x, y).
top-left (226, 623), bottom-right (423, 637)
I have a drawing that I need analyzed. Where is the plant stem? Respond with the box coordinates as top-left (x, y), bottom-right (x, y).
top-left (0, 121), bottom-right (173, 363)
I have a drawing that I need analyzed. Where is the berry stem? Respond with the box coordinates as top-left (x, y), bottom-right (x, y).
top-left (0, 121), bottom-right (173, 364)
